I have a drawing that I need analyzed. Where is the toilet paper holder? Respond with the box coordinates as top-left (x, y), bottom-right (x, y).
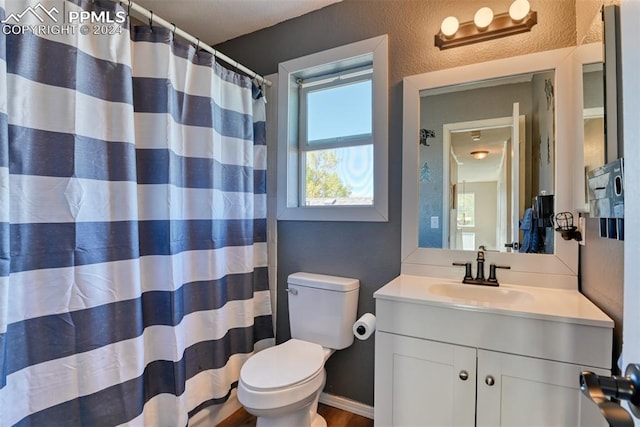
top-left (353, 313), bottom-right (376, 341)
top-left (581, 363), bottom-right (640, 426)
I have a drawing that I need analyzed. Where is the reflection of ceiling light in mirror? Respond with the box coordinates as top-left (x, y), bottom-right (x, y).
top-left (474, 7), bottom-right (494, 30)
top-left (509, 0), bottom-right (531, 22)
top-left (440, 16), bottom-right (460, 37)
top-left (470, 150), bottom-right (489, 160)
top-left (471, 130), bottom-right (481, 141)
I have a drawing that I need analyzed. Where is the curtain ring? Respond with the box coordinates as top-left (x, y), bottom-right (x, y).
top-left (195, 38), bottom-right (200, 55)
top-left (149, 10), bottom-right (153, 31)
top-left (170, 23), bottom-right (176, 41)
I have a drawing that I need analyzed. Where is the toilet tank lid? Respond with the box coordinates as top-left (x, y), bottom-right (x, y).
top-left (288, 272), bottom-right (359, 291)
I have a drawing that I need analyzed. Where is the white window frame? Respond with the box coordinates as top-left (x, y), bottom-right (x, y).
top-left (276, 35), bottom-right (388, 222)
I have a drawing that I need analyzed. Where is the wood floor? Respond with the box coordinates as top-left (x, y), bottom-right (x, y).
top-left (217, 403), bottom-right (373, 427)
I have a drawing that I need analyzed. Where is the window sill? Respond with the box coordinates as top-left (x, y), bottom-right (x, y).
top-left (277, 204), bottom-right (388, 222)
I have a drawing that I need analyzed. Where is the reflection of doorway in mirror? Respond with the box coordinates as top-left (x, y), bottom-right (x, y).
top-left (443, 115), bottom-right (525, 252)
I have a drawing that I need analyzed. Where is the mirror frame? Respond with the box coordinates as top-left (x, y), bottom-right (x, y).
top-left (401, 44), bottom-right (602, 289)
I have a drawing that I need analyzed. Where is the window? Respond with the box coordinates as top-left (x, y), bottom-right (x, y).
top-left (300, 70), bottom-right (373, 206)
top-left (276, 35), bottom-right (388, 221)
top-left (457, 192), bottom-right (476, 227)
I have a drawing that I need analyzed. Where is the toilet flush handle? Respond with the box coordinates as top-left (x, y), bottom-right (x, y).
top-left (286, 288), bottom-right (298, 296)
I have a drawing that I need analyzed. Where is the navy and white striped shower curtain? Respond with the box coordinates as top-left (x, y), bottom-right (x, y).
top-left (0, 0), bottom-right (273, 425)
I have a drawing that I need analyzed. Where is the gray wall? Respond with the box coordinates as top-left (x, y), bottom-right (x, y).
top-left (580, 215), bottom-right (624, 372)
top-left (216, 0), bottom-right (622, 405)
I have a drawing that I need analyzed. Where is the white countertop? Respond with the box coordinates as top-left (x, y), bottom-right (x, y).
top-left (374, 275), bottom-right (614, 328)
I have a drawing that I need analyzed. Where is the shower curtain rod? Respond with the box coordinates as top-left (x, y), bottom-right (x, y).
top-left (116, 0), bottom-right (272, 86)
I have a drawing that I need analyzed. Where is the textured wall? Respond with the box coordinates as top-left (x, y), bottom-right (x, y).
top-left (216, 0), bottom-right (612, 406)
top-left (576, 0), bottom-right (620, 44)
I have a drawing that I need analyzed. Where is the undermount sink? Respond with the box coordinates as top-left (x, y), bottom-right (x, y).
top-left (428, 282), bottom-right (534, 305)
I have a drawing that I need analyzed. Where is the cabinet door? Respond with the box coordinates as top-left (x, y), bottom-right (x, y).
top-left (476, 349), bottom-right (608, 427)
top-left (375, 332), bottom-right (476, 427)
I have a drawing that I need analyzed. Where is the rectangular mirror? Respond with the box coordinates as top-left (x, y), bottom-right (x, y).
top-left (419, 70), bottom-right (555, 254)
top-left (402, 45), bottom-right (602, 287)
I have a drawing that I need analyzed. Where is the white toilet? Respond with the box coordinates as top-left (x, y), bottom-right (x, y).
top-left (237, 272), bottom-right (360, 427)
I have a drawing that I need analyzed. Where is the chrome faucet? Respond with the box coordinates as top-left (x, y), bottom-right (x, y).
top-left (453, 249), bottom-right (511, 286)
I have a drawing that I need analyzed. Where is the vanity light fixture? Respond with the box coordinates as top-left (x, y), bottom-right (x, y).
top-left (470, 150), bottom-right (489, 160)
top-left (435, 0), bottom-right (537, 50)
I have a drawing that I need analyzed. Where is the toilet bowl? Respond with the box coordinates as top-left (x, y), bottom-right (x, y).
top-left (238, 339), bottom-right (333, 427)
top-left (237, 272), bottom-right (360, 427)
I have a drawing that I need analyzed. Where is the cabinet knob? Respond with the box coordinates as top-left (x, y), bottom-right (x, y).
top-left (485, 375), bottom-right (495, 386)
top-left (459, 370), bottom-right (469, 381)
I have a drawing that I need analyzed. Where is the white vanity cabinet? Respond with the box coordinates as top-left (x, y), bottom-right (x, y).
top-left (375, 332), bottom-right (476, 426)
top-left (373, 275), bottom-right (614, 427)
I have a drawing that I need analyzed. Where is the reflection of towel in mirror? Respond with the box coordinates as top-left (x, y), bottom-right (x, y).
top-left (519, 208), bottom-right (539, 253)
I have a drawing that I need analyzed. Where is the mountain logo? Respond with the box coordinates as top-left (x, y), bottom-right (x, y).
top-left (2, 3), bottom-right (60, 24)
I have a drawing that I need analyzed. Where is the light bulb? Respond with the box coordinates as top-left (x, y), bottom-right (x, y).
top-left (474, 7), bottom-right (494, 30)
top-left (440, 16), bottom-right (459, 38)
top-left (509, 0), bottom-right (530, 22)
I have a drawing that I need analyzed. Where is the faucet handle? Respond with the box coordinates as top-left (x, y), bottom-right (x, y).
top-left (488, 264), bottom-right (511, 284)
top-left (452, 262), bottom-right (473, 281)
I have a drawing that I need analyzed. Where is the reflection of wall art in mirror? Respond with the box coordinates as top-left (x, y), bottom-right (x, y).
top-left (419, 129), bottom-right (436, 183)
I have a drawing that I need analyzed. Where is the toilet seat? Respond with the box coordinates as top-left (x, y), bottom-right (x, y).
top-left (240, 339), bottom-right (325, 391)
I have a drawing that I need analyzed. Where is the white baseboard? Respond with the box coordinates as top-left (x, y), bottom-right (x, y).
top-left (319, 392), bottom-right (374, 420)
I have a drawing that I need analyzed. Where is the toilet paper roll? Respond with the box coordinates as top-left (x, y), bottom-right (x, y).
top-left (353, 313), bottom-right (376, 340)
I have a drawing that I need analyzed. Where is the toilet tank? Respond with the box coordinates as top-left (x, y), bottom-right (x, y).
top-left (287, 272), bottom-right (359, 350)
